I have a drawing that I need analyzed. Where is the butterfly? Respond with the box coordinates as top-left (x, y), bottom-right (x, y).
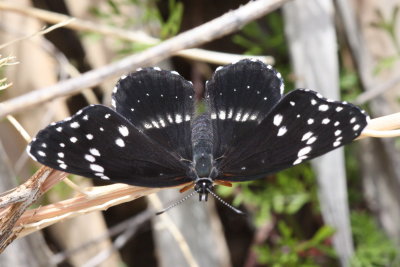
top-left (27, 59), bottom-right (369, 210)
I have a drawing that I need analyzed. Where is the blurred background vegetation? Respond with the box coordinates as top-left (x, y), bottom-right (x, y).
top-left (0, 0), bottom-right (400, 266)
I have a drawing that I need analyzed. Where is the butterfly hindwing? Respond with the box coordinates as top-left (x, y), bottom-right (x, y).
top-left (112, 68), bottom-right (195, 160)
top-left (206, 59), bottom-right (284, 159)
top-left (216, 89), bottom-right (369, 181)
top-left (27, 105), bottom-right (192, 187)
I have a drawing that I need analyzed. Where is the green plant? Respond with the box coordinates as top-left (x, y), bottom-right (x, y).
top-left (370, 5), bottom-right (400, 74)
top-left (351, 211), bottom-right (399, 267)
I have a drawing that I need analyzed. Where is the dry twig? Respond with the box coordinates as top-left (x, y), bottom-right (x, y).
top-left (0, 1), bottom-right (274, 66)
top-left (0, 0), bottom-right (287, 118)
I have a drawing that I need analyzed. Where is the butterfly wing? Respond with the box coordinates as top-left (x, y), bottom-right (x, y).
top-left (206, 59), bottom-right (284, 159)
top-left (27, 105), bottom-right (192, 187)
top-left (216, 89), bottom-right (369, 181)
top-left (112, 68), bottom-right (194, 160)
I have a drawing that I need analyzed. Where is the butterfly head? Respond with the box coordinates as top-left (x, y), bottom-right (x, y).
top-left (194, 178), bottom-right (213, 201)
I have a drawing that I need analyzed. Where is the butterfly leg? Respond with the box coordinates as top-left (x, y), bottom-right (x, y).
top-left (214, 180), bottom-right (233, 187)
top-left (179, 182), bottom-right (195, 193)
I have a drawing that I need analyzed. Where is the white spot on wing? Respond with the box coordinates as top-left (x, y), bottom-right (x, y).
top-left (335, 130), bottom-right (342, 136)
top-left (38, 151), bottom-right (46, 157)
top-left (171, 70), bottom-right (180, 75)
top-left (175, 114), bottom-right (182, 123)
top-left (298, 146), bottom-right (312, 157)
top-left (152, 120), bottom-right (160, 128)
top-left (218, 110), bottom-right (226, 120)
top-left (185, 115), bottom-right (191, 121)
top-left (105, 114), bottom-right (111, 119)
top-left (70, 137), bottom-right (78, 143)
top-left (306, 136), bottom-right (317, 144)
top-left (322, 118), bottom-right (330, 124)
top-left (241, 113), bottom-right (249, 122)
top-left (307, 118), bottom-right (314, 125)
top-left (235, 112), bottom-right (242, 121)
top-left (319, 104), bottom-right (329, 111)
top-left (116, 138), bottom-right (125, 147)
top-left (301, 132), bottom-right (313, 141)
top-left (59, 163), bottom-right (67, 169)
top-left (70, 122), bottom-right (80, 128)
top-left (336, 106), bottom-right (343, 112)
top-left (90, 164), bottom-right (104, 173)
top-left (227, 109), bottom-right (233, 119)
top-left (56, 127), bottom-right (62, 132)
top-left (159, 119), bottom-right (166, 127)
top-left (167, 114), bottom-right (173, 123)
top-left (353, 124), bottom-right (360, 131)
top-left (277, 126), bottom-right (287, 136)
top-left (273, 114), bottom-right (283, 126)
top-left (90, 148), bottom-right (101, 156)
top-left (86, 134), bottom-right (93, 140)
top-left (58, 152), bottom-right (64, 158)
top-left (119, 125), bottom-right (129, 136)
top-left (85, 154), bottom-right (96, 162)
top-left (311, 99), bottom-right (317, 105)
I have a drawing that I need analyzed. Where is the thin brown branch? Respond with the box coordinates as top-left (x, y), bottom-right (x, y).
top-left (0, 0), bottom-right (288, 119)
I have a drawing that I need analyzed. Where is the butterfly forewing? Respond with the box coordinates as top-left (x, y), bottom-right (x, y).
top-left (217, 89), bottom-right (368, 181)
top-left (206, 59), bottom-right (284, 159)
top-left (112, 68), bottom-right (195, 160)
top-left (27, 105), bottom-right (192, 187)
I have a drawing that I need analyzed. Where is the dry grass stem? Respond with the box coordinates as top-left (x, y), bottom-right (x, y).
top-left (15, 184), bottom-right (159, 238)
top-left (149, 194), bottom-right (199, 267)
top-left (6, 115), bottom-right (31, 142)
top-left (0, 18), bottom-right (75, 50)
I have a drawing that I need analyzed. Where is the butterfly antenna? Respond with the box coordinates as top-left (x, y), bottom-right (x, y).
top-left (156, 190), bottom-right (197, 215)
top-left (206, 188), bottom-right (245, 215)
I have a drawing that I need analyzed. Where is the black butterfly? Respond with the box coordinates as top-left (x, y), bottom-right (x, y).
top-left (27, 59), bottom-right (368, 207)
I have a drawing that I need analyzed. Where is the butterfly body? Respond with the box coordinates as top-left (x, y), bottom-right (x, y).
top-left (27, 59), bottom-right (369, 202)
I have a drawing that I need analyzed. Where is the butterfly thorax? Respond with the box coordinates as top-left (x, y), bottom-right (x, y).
top-left (191, 114), bottom-right (216, 201)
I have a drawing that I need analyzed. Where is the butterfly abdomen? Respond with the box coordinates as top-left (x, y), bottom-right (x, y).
top-left (191, 114), bottom-right (215, 178)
